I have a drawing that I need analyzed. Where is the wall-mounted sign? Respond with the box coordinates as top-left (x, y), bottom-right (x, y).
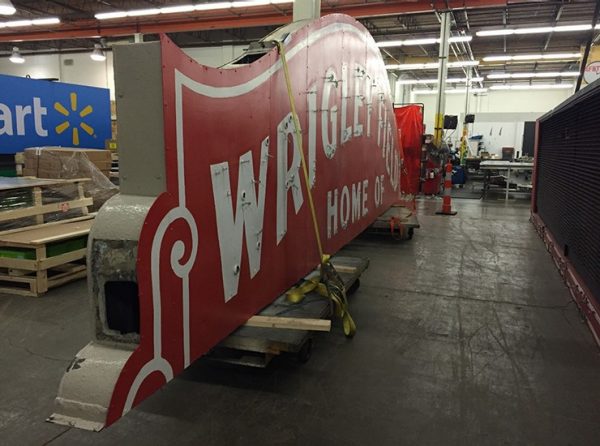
top-left (0, 74), bottom-right (111, 153)
top-left (584, 60), bottom-right (600, 84)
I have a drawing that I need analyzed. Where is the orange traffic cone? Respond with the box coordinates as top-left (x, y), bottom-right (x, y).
top-left (436, 161), bottom-right (457, 216)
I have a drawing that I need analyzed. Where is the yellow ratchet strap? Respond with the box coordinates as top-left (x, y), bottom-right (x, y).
top-left (276, 40), bottom-right (356, 337)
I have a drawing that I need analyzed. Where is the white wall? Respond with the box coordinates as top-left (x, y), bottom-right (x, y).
top-left (413, 89), bottom-right (571, 135)
top-left (0, 44), bottom-right (248, 100)
top-left (409, 88), bottom-right (572, 156)
top-left (0, 51), bottom-right (115, 98)
top-left (183, 45), bottom-right (248, 68)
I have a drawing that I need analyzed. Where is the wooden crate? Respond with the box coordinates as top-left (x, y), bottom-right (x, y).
top-left (0, 177), bottom-right (92, 229)
top-left (0, 218), bottom-right (94, 297)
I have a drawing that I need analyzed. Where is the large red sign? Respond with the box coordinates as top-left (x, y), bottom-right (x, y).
top-left (102, 14), bottom-right (401, 426)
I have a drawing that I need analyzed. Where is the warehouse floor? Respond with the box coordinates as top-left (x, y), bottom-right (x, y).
top-left (1, 198), bottom-right (599, 446)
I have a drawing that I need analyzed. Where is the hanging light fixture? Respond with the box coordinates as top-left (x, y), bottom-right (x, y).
top-left (0, 0), bottom-right (16, 15)
top-left (9, 46), bottom-right (24, 64)
top-left (90, 43), bottom-right (106, 62)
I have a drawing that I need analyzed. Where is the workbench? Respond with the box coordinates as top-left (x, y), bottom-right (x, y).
top-left (480, 160), bottom-right (534, 202)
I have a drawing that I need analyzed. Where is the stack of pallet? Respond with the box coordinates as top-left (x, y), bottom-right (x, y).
top-left (0, 177), bottom-right (94, 297)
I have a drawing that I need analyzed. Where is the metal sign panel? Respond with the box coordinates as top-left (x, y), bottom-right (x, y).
top-left (51, 14), bottom-right (403, 430)
top-left (0, 74), bottom-right (111, 153)
top-left (105, 15), bottom-right (401, 425)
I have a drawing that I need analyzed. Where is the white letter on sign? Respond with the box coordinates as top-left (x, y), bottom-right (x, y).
top-left (351, 182), bottom-right (361, 223)
top-left (340, 185), bottom-right (350, 229)
top-left (210, 138), bottom-right (269, 302)
top-left (327, 189), bottom-right (338, 239)
top-left (0, 104), bottom-right (13, 136)
top-left (307, 83), bottom-right (317, 188)
top-left (277, 113), bottom-right (304, 244)
top-left (322, 68), bottom-right (339, 159)
top-left (340, 63), bottom-right (352, 144)
top-left (33, 98), bottom-right (48, 137)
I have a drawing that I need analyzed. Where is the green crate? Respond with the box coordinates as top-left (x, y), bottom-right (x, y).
top-left (0, 246), bottom-right (35, 260)
top-left (0, 236), bottom-right (87, 260)
top-left (46, 236), bottom-right (88, 257)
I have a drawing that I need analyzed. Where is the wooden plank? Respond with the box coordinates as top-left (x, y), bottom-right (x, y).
top-left (245, 316), bottom-right (331, 332)
top-left (0, 220), bottom-right (93, 247)
top-left (33, 187), bottom-right (44, 225)
top-left (0, 214), bottom-right (95, 237)
top-left (35, 246), bottom-right (48, 294)
top-left (39, 248), bottom-right (86, 270)
top-left (47, 268), bottom-right (86, 289)
top-left (0, 197), bottom-right (93, 223)
top-left (29, 229), bottom-right (89, 245)
top-left (0, 177), bottom-right (91, 192)
top-left (0, 257), bottom-right (37, 271)
top-left (0, 273), bottom-right (35, 284)
top-left (77, 182), bottom-right (89, 216)
top-left (0, 285), bottom-right (35, 297)
top-left (331, 264), bottom-right (359, 274)
top-left (218, 336), bottom-right (276, 354)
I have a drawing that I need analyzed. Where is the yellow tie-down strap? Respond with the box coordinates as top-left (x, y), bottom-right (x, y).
top-left (275, 40), bottom-right (356, 338)
top-left (286, 262), bottom-right (357, 338)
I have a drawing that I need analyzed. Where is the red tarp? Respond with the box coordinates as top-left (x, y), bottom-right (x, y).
top-left (394, 105), bottom-right (423, 195)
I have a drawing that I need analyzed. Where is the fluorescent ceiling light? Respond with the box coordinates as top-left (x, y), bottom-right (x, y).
top-left (5, 20), bottom-right (31, 27)
top-left (160, 5), bottom-right (196, 14)
top-left (90, 43), bottom-right (106, 62)
top-left (232, 1), bottom-right (271, 6)
top-left (9, 46), bottom-right (24, 64)
top-left (31, 18), bottom-right (60, 25)
top-left (402, 38), bottom-right (438, 46)
top-left (413, 88), bottom-right (488, 95)
top-left (485, 53), bottom-right (581, 62)
top-left (0, 0), bottom-right (16, 15)
top-left (386, 60), bottom-right (479, 70)
top-left (95, 11), bottom-right (127, 20)
top-left (477, 23), bottom-right (594, 37)
top-left (377, 35), bottom-right (472, 48)
top-left (96, 1), bottom-right (292, 19)
top-left (0, 16), bottom-right (60, 28)
top-left (483, 52), bottom-right (582, 63)
top-left (487, 71), bottom-right (579, 80)
top-left (554, 24), bottom-right (593, 32)
top-left (127, 8), bottom-right (160, 17)
top-left (398, 76), bottom-right (484, 85)
top-left (489, 84), bottom-right (573, 91)
top-left (194, 1), bottom-right (233, 11)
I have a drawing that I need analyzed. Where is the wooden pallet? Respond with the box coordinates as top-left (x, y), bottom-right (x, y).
top-left (0, 218), bottom-right (94, 297)
top-left (208, 256), bottom-right (369, 367)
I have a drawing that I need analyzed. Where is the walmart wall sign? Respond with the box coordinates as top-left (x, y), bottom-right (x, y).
top-left (0, 74), bottom-right (111, 154)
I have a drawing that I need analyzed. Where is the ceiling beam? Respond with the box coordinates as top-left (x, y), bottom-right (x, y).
top-left (0, 0), bottom-right (529, 43)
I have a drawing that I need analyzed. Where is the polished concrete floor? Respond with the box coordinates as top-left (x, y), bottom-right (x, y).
top-left (1, 198), bottom-right (599, 445)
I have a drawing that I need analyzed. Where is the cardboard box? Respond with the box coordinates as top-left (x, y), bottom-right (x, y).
top-left (24, 147), bottom-right (111, 162)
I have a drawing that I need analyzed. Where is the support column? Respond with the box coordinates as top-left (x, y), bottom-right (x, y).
top-left (293, 0), bottom-right (321, 21)
top-left (434, 12), bottom-right (451, 146)
top-left (459, 68), bottom-right (471, 165)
